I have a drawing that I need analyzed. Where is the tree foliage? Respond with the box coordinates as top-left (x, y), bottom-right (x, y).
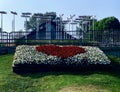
top-left (94, 16), bottom-right (120, 31)
top-left (92, 16), bottom-right (120, 43)
top-left (25, 12), bottom-right (57, 31)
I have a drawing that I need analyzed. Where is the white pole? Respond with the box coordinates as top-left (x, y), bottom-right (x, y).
top-left (55, 19), bottom-right (57, 39)
top-left (33, 13), bottom-right (43, 40)
top-left (89, 21), bottom-right (90, 41)
top-left (36, 18), bottom-right (39, 39)
top-left (11, 11), bottom-right (17, 42)
top-left (0, 11), bottom-right (7, 32)
top-left (56, 19), bottom-right (58, 39)
top-left (14, 14), bottom-right (15, 32)
top-left (21, 13), bottom-right (31, 43)
top-left (11, 11), bottom-right (17, 32)
top-left (59, 14), bottom-right (64, 39)
top-left (0, 14), bottom-right (2, 46)
top-left (12, 15), bottom-right (14, 32)
top-left (1, 14), bottom-right (3, 32)
top-left (0, 11), bottom-right (7, 46)
top-left (25, 17), bottom-right (27, 42)
top-left (93, 16), bottom-right (95, 42)
top-left (46, 20), bottom-right (47, 39)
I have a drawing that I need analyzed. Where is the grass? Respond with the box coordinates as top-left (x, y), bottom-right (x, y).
top-left (0, 54), bottom-right (120, 92)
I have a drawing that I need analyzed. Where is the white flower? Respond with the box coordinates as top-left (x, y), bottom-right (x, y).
top-left (13, 45), bottom-right (111, 67)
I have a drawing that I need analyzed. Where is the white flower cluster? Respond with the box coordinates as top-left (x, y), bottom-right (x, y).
top-left (13, 45), bottom-right (111, 67)
top-left (65, 46), bottom-right (111, 65)
top-left (13, 45), bottom-right (62, 66)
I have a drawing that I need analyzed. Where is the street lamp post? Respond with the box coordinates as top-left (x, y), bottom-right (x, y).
top-left (53, 17), bottom-right (59, 39)
top-left (70, 14), bottom-right (75, 39)
top-left (11, 11), bottom-right (17, 32)
top-left (76, 17), bottom-right (82, 38)
top-left (70, 22), bottom-right (77, 38)
top-left (70, 15), bottom-right (75, 29)
top-left (72, 20), bottom-right (78, 38)
top-left (76, 17), bottom-right (84, 44)
top-left (0, 11), bottom-right (7, 46)
top-left (55, 18), bottom-right (59, 39)
top-left (11, 11), bottom-right (17, 41)
top-left (44, 18), bottom-right (49, 40)
top-left (88, 21), bottom-right (91, 41)
top-left (0, 11), bottom-right (7, 32)
top-left (44, 17), bottom-right (51, 40)
top-left (62, 20), bottom-right (69, 39)
top-left (86, 16), bottom-right (93, 42)
top-left (33, 13), bottom-right (43, 40)
top-left (44, 15), bottom-right (52, 43)
top-left (21, 12), bottom-right (31, 43)
top-left (59, 14), bottom-right (64, 39)
top-left (91, 16), bottom-right (96, 42)
top-left (67, 17), bottom-right (71, 39)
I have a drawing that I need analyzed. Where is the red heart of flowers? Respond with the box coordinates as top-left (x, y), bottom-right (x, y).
top-left (36, 45), bottom-right (85, 59)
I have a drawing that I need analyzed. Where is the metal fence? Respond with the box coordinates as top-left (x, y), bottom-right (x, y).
top-left (0, 30), bottom-right (120, 46)
top-left (0, 30), bottom-right (120, 57)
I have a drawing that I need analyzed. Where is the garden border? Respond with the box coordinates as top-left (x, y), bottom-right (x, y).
top-left (12, 64), bottom-right (111, 73)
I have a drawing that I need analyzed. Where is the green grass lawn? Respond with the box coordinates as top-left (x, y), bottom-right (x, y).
top-left (0, 54), bottom-right (120, 92)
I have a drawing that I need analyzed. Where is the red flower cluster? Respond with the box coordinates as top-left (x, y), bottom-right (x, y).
top-left (36, 45), bottom-right (85, 59)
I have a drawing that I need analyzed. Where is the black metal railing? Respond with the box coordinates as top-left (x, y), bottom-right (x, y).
top-left (0, 30), bottom-right (120, 47)
top-left (0, 30), bottom-right (120, 57)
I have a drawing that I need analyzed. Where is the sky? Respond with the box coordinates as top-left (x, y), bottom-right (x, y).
top-left (0, 0), bottom-right (119, 32)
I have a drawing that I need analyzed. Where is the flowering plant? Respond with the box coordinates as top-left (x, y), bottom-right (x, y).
top-left (13, 45), bottom-right (111, 67)
top-left (36, 45), bottom-right (85, 59)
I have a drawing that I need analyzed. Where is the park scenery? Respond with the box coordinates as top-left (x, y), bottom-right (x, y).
top-left (0, 47), bottom-right (120, 92)
top-left (0, 1), bottom-right (120, 91)
top-left (0, 12), bottom-right (120, 91)
top-left (12, 45), bottom-right (111, 73)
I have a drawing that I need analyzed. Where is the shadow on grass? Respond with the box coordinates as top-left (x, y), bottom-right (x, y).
top-left (13, 55), bottom-right (120, 78)
top-left (14, 61), bottom-right (120, 79)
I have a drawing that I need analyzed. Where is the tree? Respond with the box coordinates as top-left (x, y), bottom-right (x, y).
top-left (94, 16), bottom-right (120, 43)
top-left (94, 16), bottom-right (120, 31)
top-left (26, 12), bottom-right (57, 31)
top-left (27, 16), bottom-right (37, 30)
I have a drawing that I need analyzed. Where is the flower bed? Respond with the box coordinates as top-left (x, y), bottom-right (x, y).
top-left (36, 45), bottom-right (85, 59)
top-left (12, 45), bottom-right (111, 73)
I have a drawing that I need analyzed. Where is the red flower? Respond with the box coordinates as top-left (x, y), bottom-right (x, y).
top-left (36, 45), bottom-right (85, 59)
